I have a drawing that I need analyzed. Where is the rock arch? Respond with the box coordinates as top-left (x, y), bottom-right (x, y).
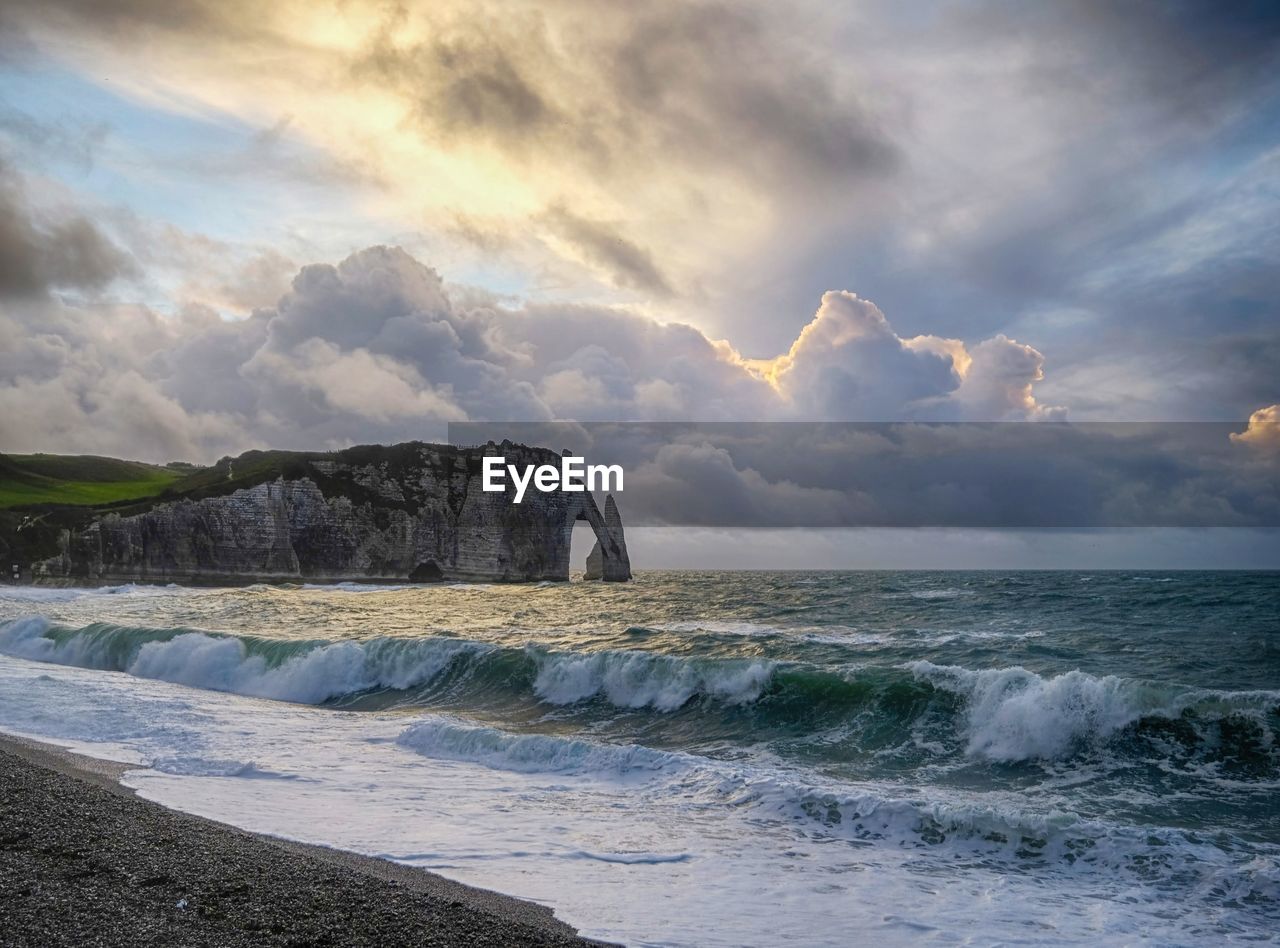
top-left (578, 493), bottom-right (630, 581)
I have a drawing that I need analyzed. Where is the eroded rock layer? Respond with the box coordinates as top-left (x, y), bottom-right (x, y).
top-left (25, 442), bottom-right (631, 585)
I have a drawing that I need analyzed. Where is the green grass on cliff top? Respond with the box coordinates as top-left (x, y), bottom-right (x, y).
top-left (0, 442), bottom-right (486, 512)
top-left (0, 454), bottom-right (188, 509)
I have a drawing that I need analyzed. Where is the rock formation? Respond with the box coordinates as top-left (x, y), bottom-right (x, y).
top-left (22, 442), bottom-right (631, 585)
top-left (583, 494), bottom-right (630, 581)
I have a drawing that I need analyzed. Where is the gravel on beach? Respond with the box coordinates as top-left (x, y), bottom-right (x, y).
top-left (0, 736), bottom-right (609, 947)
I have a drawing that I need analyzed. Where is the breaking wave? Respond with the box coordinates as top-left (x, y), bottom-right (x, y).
top-left (909, 660), bottom-right (1280, 763)
top-left (0, 615), bottom-right (492, 705)
top-left (530, 647), bottom-right (773, 710)
top-left (398, 717), bottom-right (686, 774)
top-left (2, 616), bottom-right (1275, 770)
top-left (394, 715), bottom-right (1280, 904)
top-left (0, 615), bottom-right (774, 711)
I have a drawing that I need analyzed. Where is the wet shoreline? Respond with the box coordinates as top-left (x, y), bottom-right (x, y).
top-left (0, 733), bottom-right (609, 947)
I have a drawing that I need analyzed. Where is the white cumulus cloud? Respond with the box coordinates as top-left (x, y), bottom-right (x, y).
top-left (1, 245), bottom-right (1066, 462)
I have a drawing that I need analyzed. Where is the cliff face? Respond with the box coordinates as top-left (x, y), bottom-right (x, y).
top-left (26, 442), bottom-right (631, 585)
top-left (583, 494), bottom-right (631, 582)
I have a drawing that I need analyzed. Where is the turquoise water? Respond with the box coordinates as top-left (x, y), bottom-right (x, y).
top-left (1, 570), bottom-right (1277, 943)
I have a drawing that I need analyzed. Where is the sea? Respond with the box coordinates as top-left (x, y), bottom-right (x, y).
top-left (0, 571), bottom-right (1276, 946)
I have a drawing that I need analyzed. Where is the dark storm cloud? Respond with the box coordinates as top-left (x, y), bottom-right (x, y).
top-left (2, 0), bottom-right (1275, 442)
top-left (352, 0), bottom-right (899, 186)
top-left (432, 43), bottom-right (549, 134)
top-left (543, 206), bottom-right (674, 297)
top-left (454, 421), bottom-right (1280, 528)
top-left (606, 1), bottom-right (899, 182)
top-left (354, 22), bottom-right (565, 159)
top-left (8, 0), bottom-right (901, 190)
top-left (751, 0), bottom-right (1280, 422)
top-left (1200, 335), bottom-right (1280, 416)
top-left (1036, 0), bottom-right (1280, 114)
top-left (0, 160), bottom-right (134, 297)
top-left (5, 0), bottom-right (905, 312)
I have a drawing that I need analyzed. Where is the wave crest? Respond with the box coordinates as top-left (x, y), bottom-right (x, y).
top-left (397, 718), bottom-right (685, 774)
top-left (0, 616), bottom-right (491, 705)
top-left (529, 645), bottom-right (774, 710)
top-left (3, 617), bottom-right (1275, 768)
top-left (0, 617), bottom-right (775, 711)
top-left (392, 714), bottom-right (1280, 904)
top-left (909, 660), bottom-right (1280, 763)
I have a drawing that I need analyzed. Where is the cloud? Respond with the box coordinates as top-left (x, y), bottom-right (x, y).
top-left (764, 291), bottom-right (1063, 421)
top-left (1231, 404), bottom-right (1280, 451)
top-left (701, 0), bottom-right (1280, 407)
top-left (473, 420), bottom-right (1279, 528)
top-left (0, 159), bottom-right (134, 298)
top-left (625, 440), bottom-right (874, 526)
top-left (2, 0), bottom-right (899, 310)
top-left (542, 205), bottom-right (674, 297)
top-left (246, 341), bottom-right (466, 424)
top-left (0, 297), bottom-right (244, 462)
top-left (602, 1), bottom-right (898, 183)
top-left (624, 526), bottom-right (1280, 570)
top-left (767, 292), bottom-right (956, 419)
top-left (1025, 0), bottom-right (1280, 117)
top-left (949, 335), bottom-right (1066, 422)
top-left (387, 30), bottom-right (553, 143)
top-left (6, 0), bottom-right (1277, 429)
top-left (0, 102), bottom-right (109, 173)
top-left (351, 1), bottom-right (898, 185)
top-left (3, 0), bottom-right (240, 42)
top-left (124, 226), bottom-right (298, 315)
top-left (0, 244), bottom-right (1066, 461)
top-left (1, 241), bottom-right (1272, 530)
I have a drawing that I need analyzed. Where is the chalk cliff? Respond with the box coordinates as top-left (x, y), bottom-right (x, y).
top-left (21, 442), bottom-right (631, 585)
top-left (584, 494), bottom-right (630, 582)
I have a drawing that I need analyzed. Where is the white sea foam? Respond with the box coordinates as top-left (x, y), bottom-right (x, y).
top-left (394, 715), bottom-right (1064, 849)
top-left (0, 614), bottom-right (156, 671)
top-left (911, 588), bottom-right (974, 600)
top-left (908, 660), bottom-right (1280, 762)
top-left (529, 645), bottom-right (775, 710)
top-left (1, 651), bottom-right (1276, 946)
top-left (0, 617), bottom-right (490, 704)
top-left (651, 619), bottom-right (897, 647)
top-left (882, 588), bottom-right (974, 601)
top-left (650, 619), bottom-right (785, 637)
top-left (398, 717), bottom-right (686, 775)
top-left (150, 633), bottom-right (497, 703)
top-left (0, 583), bottom-right (187, 604)
top-left (296, 582), bottom-right (409, 593)
top-left (0, 617), bottom-right (780, 711)
top-left (797, 629), bottom-right (896, 646)
top-left (149, 756), bottom-right (294, 779)
top-left (391, 712), bottom-right (1280, 901)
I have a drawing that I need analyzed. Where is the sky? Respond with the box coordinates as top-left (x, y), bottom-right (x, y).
top-left (0, 0), bottom-right (1277, 566)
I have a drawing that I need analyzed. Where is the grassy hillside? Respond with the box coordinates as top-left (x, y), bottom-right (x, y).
top-left (0, 454), bottom-right (188, 509)
top-left (0, 442), bottom-right (492, 569)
